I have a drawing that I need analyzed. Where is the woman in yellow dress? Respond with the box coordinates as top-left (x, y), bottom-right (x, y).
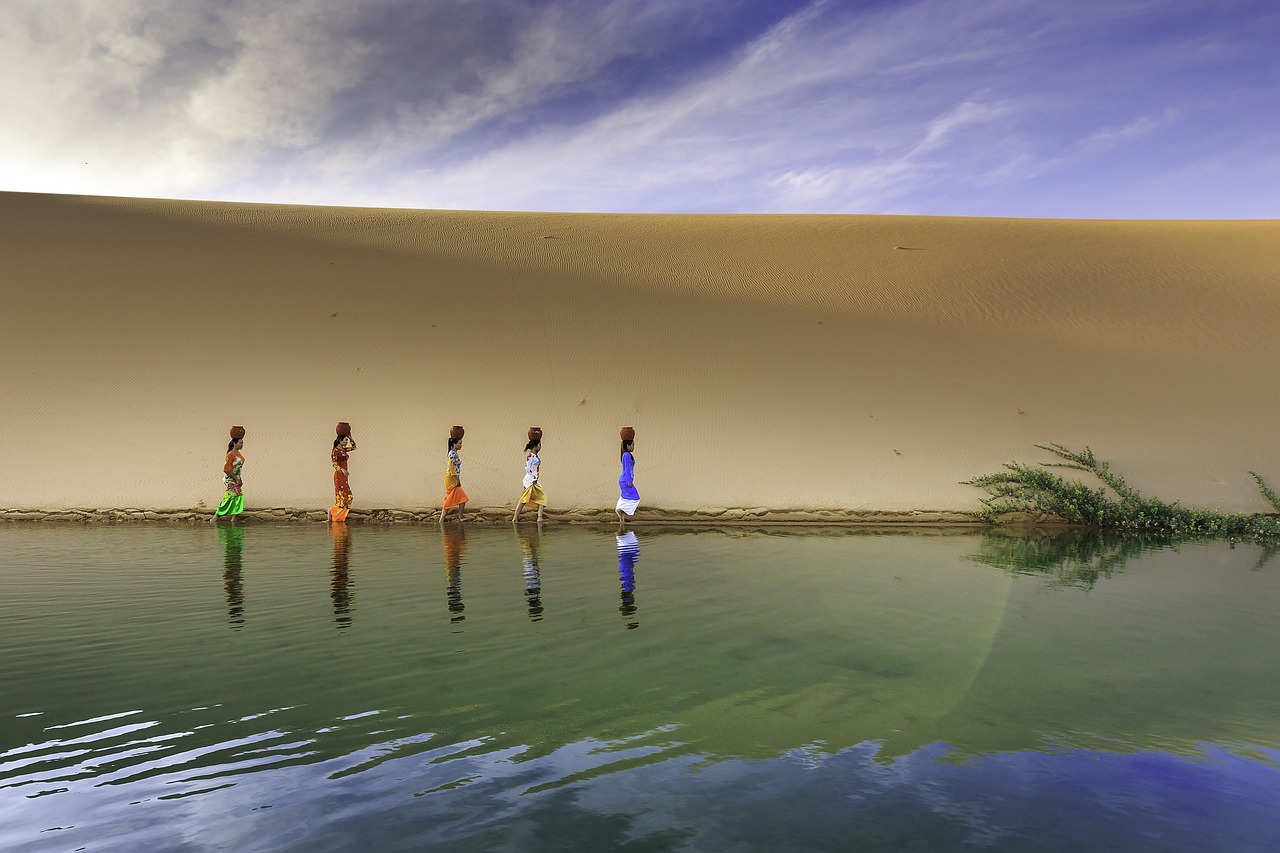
top-left (512, 438), bottom-right (546, 524)
top-left (441, 433), bottom-right (469, 522)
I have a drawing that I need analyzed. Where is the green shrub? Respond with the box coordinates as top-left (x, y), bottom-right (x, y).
top-left (964, 443), bottom-right (1280, 540)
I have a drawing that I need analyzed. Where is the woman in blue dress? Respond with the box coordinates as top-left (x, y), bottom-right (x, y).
top-left (616, 436), bottom-right (639, 529)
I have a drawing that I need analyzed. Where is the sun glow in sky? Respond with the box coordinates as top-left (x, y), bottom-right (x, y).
top-left (3, 0), bottom-right (1278, 217)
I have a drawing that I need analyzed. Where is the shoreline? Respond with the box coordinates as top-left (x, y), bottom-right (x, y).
top-left (1, 506), bottom-right (986, 527)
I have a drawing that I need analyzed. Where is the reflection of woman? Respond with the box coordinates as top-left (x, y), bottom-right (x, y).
top-left (617, 531), bottom-right (639, 629)
top-left (616, 437), bottom-right (639, 529)
top-left (442, 435), bottom-right (469, 523)
top-left (214, 435), bottom-right (246, 521)
top-left (512, 439), bottom-right (547, 524)
top-left (219, 524), bottom-right (245, 628)
top-left (519, 528), bottom-right (544, 621)
top-left (330, 523), bottom-right (353, 628)
top-left (443, 525), bottom-right (467, 622)
top-left (329, 434), bottom-right (357, 523)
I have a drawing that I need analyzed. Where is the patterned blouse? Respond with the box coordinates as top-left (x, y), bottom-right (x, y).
top-left (223, 451), bottom-right (245, 487)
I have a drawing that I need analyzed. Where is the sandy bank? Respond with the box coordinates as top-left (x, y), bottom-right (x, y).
top-left (4, 191), bottom-right (1280, 515)
top-left (0, 506), bottom-right (982, 528)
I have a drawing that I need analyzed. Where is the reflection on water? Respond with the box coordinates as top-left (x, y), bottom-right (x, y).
top-left (519, 527), bottom-right (544, 621)
top-left (218, 524), bottom-right (245, 628)
top-left (968, 529), bottom-right (1158, 588)
top-left (970, 528), bottom-right (1280, 588)
top-left (617, 530), bottom-right (639, 629)
top-left (442, 524), bottom-right (466, 623)
top-left (329, 524), bottom-right (353, 628)
top-left (2, 525), bottom-right (1280, 852)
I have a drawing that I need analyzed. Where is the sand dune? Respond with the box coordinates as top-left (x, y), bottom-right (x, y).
top-left (4, 191), bottom-right (1280, 516)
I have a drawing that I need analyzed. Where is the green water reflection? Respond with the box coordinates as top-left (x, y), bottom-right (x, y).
top-left (969, 527), bottom-right (1280, 588)
top-left (2, 525), bottom-right (1278, 850)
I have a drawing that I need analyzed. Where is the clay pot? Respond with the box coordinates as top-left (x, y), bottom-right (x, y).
top-left (528, 426), bottom-right (543, 441)
top-left (620, 426), bottom-right (636, 441)
top-left (230, 426), bottom-right (246, 440)
top-left (450, 425), bottom-right (465, 440)
top-left (336, 422), bottom-right (352, 437)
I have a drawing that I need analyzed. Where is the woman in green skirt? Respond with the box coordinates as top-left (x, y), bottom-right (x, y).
top-left (214, 430), bottom-right (246, 521)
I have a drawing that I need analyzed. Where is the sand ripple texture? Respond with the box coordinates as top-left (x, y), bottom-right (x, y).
top-left (4, 191), bottom-right (1280, 513)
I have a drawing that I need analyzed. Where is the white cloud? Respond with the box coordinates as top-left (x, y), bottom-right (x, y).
top-left (0, 0), bottom-right (1276, 216)
top-left (1082, 108), bottom-right (1181, 152)
top-left (910, 99), bottom-right (1011, 157)
top-left (319, 2), bottom-right (1034, 212)
top-left (185, 5), bottom-right (373, 147)
top-left (0, 1), bottom-right (232, 194)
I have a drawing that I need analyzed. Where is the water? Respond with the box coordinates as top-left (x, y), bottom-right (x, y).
top-left (1, 524), bottom-right (1278, 851)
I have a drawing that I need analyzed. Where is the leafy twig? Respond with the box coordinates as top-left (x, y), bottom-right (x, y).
top-left (964, 445), bottom-right (1280, 540)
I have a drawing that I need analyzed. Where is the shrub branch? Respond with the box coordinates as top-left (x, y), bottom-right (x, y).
top-left (964, 444), bottom-right (1280, 539)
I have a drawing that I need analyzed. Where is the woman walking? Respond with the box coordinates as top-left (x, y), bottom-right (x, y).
top-left (329, 427), bottom-right (357, 523)
top-left (213, 427), bottom-right (246, 523)
top-left (512, 429), bottom-right (546, 524)
top-left (616, 427), bottom-right (639, 530)
top-left (442, 426), bottom-right (469, 522)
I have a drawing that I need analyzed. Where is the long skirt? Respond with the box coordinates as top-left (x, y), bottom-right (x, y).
top-left (519, 482), bottom-right (548, 506)
top-left (616, 496), bottom-right (640, 516)
top-left (443, 475), bottom-right (469, 509)
top-left (331, 471), bottom-right (353, 522)
top-left (216, 487), bottom-right (244, 516)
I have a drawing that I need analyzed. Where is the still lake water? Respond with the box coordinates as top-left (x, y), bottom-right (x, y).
top-left (1, 524), bottom-right (1278, 852)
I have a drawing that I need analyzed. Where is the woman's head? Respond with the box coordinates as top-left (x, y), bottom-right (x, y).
top-left (525, 440), bottom-right (541, 453)
top-left (620, 439), bottom-right (634, 459)
top-left (449, 436), bottom-right (462, 451)
top-left (334, 435), bottom-right (352, 449)
top-left (228, 438), bottom-right (244, 452)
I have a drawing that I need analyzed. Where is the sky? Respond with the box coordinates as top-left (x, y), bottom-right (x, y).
top-left (2, 0), bottom-right (1278, 217)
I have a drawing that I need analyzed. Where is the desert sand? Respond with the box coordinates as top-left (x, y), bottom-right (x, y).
top-left (3, 191), bottom-right (1280, 518)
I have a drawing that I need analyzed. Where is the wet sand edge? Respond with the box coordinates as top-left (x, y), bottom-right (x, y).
top-left (1, 505), bottom-right (999, 528)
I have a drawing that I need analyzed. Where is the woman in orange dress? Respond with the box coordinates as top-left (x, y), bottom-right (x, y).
top-left (329, 434), bottom-right (357, 522)
top-left (441, 434), bottom-right (469, 522)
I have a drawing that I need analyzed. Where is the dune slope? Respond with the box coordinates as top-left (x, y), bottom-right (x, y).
top-left (4, 192), bottom-right (1280, 514)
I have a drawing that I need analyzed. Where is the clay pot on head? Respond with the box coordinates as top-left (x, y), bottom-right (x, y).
top-left (336, 422), bottom-right (352, 437)
top-left (230, 426), bottom-right (246, 440)
top-left (450, 425), bottom-right (465, 440)
top-left (528, 426), bottom-right (543, 442)
top-left (620, 426), bottom-right (636, 441)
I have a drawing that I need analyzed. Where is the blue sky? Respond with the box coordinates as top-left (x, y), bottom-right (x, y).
top-left (2, 0), bottom-right (1278, 217)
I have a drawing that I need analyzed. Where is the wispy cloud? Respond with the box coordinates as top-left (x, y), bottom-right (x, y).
top-left (1082, 109), bottom-right (1181, 153)
top-left (1, 0), bottom-right (1277, 216)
